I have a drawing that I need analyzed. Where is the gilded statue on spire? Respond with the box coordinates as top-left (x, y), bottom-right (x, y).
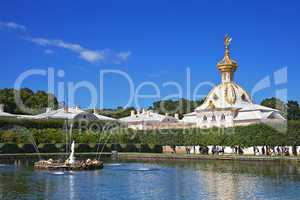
top-left (218, 34), bottom-right (237, 71)
top-left (224, 34), bottom-right (232, 49)
top-left (217, 34), bottom-right (238, 84)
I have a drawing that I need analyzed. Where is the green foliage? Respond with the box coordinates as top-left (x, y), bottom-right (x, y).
top-left (0, 88), bottom-right (58, 114)
top-left (104, 144), bottom-right (113, 152)
top-left (55, 143), bottom-right (65, 152)
top-left (0, 143), bottom-right (21, 153)
top-left (0, 130), bottom-right (21, 143)
top-left (287, 101), bottom-right (300, 120)
top-left (91, 98), bottom-right (205, 119)
top-left (0, 117), bottom-right (119, 130)
top-left (0, 143), bottom-right (163, 153)
top-left (17, 144), bottom-right (36, 153)
top-left (0, 121), bottom-right (300, 151)
top-left (261, 97), bottom-right (287, 118)
top-left (0, 118), bottom-right (65, 129)
top-left (38, 143), bottom-right (59, 153)
top-left (286, 120), bottom-right (300, 145)
top-left (32, 129), bottom-right (64, 144)
top-left (91, 107), bottom-right (136, 119)
top-left (73, 132), bottom-right (98, 144)
top-left (75, 143), bottom-right (95, 152)
top-left (151, 98), bottom-right (205, 118)
top-left (151, 145), bottom-right (163, 153)
top-left (121, 144), bottom-right (140, 152)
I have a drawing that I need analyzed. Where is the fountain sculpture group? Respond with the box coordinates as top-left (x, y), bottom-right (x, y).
top-left (34, 141), bottom-right (103, 170)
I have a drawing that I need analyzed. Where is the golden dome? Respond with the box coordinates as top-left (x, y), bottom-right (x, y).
top-left (217, 34), bottom-right (238, 73)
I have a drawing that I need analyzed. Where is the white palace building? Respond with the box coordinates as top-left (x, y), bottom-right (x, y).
top-left (182, 35), bottom-right (285, 128)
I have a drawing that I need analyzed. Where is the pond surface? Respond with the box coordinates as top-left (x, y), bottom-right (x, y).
top-left (0, 158), bottom-right (300, 200)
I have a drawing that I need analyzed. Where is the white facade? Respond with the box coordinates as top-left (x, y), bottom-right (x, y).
top-left (182, 36), bottom-right (285, 128)
top-left (119, 109), bottom-right (178, 130)
top-left (0, 104), bottom-right (16, 117)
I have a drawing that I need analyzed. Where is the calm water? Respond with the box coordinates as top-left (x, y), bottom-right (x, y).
top-left (0, 158), bottom-right (300, 200)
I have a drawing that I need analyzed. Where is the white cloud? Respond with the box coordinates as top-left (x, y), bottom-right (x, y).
top-left (44, 49), bottom-right (55, 54)
top-left (117, 51), bottom-right (131, 61)
top-left (26, 37), bottom-right (130, 63)
top-left (0, 21), bottom-right (26, 31)
top-left (29, 38), bottom-right (84, 52)
top-left (29, 38), bottom-right (51, 46)
top-left (80, 50), bottom-right (104, 62)
top-left (54, 39), bottom-right (84, 52)
top-left (0, 21), bottom-right (131, 64)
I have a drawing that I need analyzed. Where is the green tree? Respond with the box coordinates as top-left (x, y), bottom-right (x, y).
top-left (0, 88), bottom-right (58, 114)
top-left (261, 97), bottom-right (287, 118)
top-left (151, 98), bottom-right (205, 118)
top-left (287, 100), bottom-right (300, 120)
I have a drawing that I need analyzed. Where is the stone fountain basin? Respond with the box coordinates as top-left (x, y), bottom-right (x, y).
top-left (34, 159), bottom-right (103, 170)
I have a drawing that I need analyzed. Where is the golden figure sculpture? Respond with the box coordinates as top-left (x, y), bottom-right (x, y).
top-left (224, 34), bottom-right (232, 49)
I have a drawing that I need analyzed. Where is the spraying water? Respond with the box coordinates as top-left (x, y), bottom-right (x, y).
top-left (29, 134), bottom-right (41, 161)
top-left (67, 141), bottom-right (75, 164)
top-left (21, 128), bottom-right (41, 160)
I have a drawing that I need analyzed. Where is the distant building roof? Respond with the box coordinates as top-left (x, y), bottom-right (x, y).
top-left (32, 107), bottom-right (84, 120)
top-left (0, 111), bottom-right (16, 117)
top-left (93, 112), bottom-right (116, 121)
top-left (119, 110), bottom-right (178, 124)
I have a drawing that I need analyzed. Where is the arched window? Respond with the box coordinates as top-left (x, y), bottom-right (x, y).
top-left (221, 114), bottom-right (225, 121)
top-left (212, 115), bottom-right (216, 121)
top-left (241, 94), bottom-right (248, 102)
top-left (203, 115), bottom-right (207, 121)
top-left (213, 94), bottom-right (218, 100)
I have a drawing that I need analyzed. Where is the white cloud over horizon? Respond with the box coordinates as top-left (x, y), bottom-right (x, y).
top-left (0, 21), bottom-right (131, 64)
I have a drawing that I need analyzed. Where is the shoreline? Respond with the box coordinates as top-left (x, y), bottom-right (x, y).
top-left (0, 152), bottom-right (300, 162)
top-left (118, 153), bottom-right (300, 162)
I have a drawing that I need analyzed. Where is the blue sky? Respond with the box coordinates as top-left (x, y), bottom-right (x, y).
top-left (0, 0), bottom-right (299, 109)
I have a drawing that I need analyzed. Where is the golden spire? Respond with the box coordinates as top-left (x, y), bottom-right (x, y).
top-left (224, 34), bottom-right (231, 48)
top-left (217, 34), bottom-right (238, 83)
top-left (224, 34), bottom-right (232, 61)
top-left (218, 34), bottom-right (237, 68)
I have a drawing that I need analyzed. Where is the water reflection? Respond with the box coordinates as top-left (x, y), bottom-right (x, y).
top-left (69, 172), bottom-right (75, 200)
top-left (0, 159), bottom-right (300, 200)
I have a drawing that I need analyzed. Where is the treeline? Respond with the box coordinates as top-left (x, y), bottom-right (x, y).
top-left (94, 98), bottom-right (205, 119)
top-left (1, 122), bottom-right (300, 147)
top-left (261, 97), bottom-right (300, 120)
top-left (0, 88), bottom-right (58, 114)
top-left (1, 87), bottom-right (300, 120)
top-left (91, 107), bottom-right (135, 119)
top-left (151, 98), bottom-right (205, 118)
